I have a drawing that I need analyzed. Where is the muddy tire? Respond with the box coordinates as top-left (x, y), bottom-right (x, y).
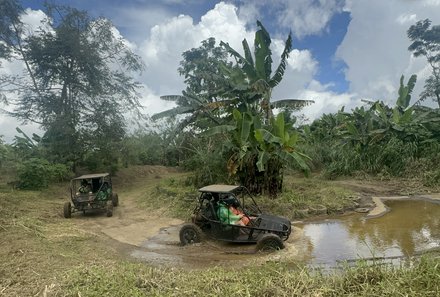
top-left (112, 193), bottom-right (119, 207)
top-left (106, 201), bottom-right (113, 217)
top-left (256, 233), bottom-right (284, 252)
top-left (63, 202), bottom-right (72, 218)
top-left (179, 223), bottom-right (203, 245)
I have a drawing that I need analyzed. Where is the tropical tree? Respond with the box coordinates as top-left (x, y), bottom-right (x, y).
top-left (153, 21), bottom-right (313, 129)
top-left (205, 110), bottom-right (309, 196)
top-left (220, 21), bottom-right (313, 121)
top-left (407, 19), bottom-right (440, 107)
top-left (152, 38), bottom-right (233, 130)
top-left (0, 2), bottom-right (144, 169)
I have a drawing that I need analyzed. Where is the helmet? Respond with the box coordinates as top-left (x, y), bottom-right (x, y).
top-left (221, 195), bottom-right (240, 208)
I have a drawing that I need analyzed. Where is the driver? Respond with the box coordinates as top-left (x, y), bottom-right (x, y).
top-left (78, 179), bottom-right (91, 194)
top-left (217, 195), bottom-right (251, 226)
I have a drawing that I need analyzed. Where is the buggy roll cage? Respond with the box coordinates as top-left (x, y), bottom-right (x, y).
top-left (197, 185), bottom-right (262, 215)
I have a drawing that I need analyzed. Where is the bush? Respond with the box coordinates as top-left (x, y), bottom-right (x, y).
top-left (17, 158), bottom-right (72, 189)
top-left (182, 147), bottom-right (229, 188)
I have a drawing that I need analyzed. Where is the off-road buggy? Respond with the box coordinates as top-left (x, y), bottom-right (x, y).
top-left (63, 173), bottom-right (119, 218)
top-left (179, 185), bottom-right (292, 251)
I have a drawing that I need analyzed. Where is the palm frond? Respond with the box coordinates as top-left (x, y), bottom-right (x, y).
top-left (200, 125), bottom-right (236, 137)
top-left (254, 20), bottom-right (272, 80)
top-left (160, 95), bottom-right (184, 102)
top-left (269, 32), bottom-right (292, 88)
top-left (151, 106), bottom-right (194, 120)
top-left (271, 99), bottom-right (314, 110)
top-left (242, 39), bottom-right (254, 67)
top-left (220, 41), bottom-right (257, 79)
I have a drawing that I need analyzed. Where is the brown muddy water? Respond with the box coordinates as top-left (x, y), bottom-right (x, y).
top-left (295, 199), bottom-right (440, 266)
top-left (131, 200), bottom-right (440, 268)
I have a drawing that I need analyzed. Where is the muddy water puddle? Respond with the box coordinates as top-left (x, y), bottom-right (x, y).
top-left (295, 200), bottom-right (440, 266)
top-left (131, 200), bottom-right (440, 268)
top-left (130, 225), bottom-right (271, 269)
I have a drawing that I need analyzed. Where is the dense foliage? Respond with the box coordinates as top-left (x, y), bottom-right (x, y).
top-left (301, 75), bottom-right (440, 183)
top-left (0, 1), bottom-right (143, 174)
top-left (408, 19), bottom-right (440, 107)
top-left (154, 22), bottom-right (312, 196)
top-left (1, 2), bottom-right (439, 192)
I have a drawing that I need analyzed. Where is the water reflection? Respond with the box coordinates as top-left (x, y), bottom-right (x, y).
top-left (296, 200), bottom-right (440, 265)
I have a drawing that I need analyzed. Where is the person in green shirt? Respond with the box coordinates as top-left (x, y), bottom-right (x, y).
top-left (96, 182), bottom-right (111, 201)
top-left (217, 201), bottom-right (246, 226)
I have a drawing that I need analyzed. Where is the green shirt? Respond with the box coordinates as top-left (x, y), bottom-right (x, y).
top-left (96, 188), bottom-right (111, 201)
top-left (217, 203), bottom-right (241, 224)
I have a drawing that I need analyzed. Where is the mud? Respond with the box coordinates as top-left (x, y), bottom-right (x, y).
top-left (295, 199), bottom-right (440, 267)
top-left (69, 170), bottom-right (440, 269)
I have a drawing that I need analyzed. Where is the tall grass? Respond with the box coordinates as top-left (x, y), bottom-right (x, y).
top-left (60, 257), bottom-right (440, 297)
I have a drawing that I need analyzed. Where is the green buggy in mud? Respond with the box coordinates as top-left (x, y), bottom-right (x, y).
top-left (180, 185), bottom-right (292, 251)
top-left (63, 173), bottom-right (119, 218)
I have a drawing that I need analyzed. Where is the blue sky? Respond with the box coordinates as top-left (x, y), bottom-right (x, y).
top-left (1, 0), bottom-right (440, 141)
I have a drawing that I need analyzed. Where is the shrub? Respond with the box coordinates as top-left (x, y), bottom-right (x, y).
top-left (17, 158), bottom-right (72, 189)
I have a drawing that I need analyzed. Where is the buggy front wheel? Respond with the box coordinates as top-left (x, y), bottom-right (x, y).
top-left (179, 223), bottom-right (203, 246)
top-left (256, 233), bottom-right (284, 252)
top-left (63, 202), bottom-right (72, 218)
top-left (106, 201), bottom-right (113, 217)
top-left (112, 193), bottom-right (119, 207)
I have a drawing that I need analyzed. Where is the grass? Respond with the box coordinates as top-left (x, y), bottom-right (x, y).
top-left (1, 165), bottom-right (439, 296)
top-left (147, 174), bottom-right (357, 221)
top-left (0, 184), bottom-right (120, 296)
top-left (58, 257), bottom-right (439, 296)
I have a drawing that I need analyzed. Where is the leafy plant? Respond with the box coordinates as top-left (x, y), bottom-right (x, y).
top-left (17, 158), bottom-right (71, 189)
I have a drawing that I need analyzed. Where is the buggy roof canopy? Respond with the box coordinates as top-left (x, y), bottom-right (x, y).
top-left (199, 185), bottom-right (241, 193)
top-left (72, 173), bottom-right (109, 180)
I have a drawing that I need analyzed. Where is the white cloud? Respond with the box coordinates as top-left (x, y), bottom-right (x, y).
top-left (396, 13), bottom-right (417, 25)
top-left (4, 0), bottom-right (440, 143)
top-left (293, 81), bottom-right (361, 123)
top-left (279, 0), bottom-right (345, 37)
top-left (336, 0), bottom-right (440, 106)
top-left (236, 0), bottom-right (345, 38)
top-left (136, 2), bottom-right (252, 105)
top-left (0, 116), bottom-right (42, 142)
top-left (20, 8), bottom-right (49, 34)
top-left (137, 1), bottom-right (318, 113)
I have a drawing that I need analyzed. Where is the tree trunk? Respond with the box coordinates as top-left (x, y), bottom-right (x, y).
top-left (238, 155), bottom-right (283, 198)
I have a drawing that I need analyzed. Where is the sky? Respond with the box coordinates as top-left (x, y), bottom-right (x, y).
top-left (1, 0), bottom-right (440, 142)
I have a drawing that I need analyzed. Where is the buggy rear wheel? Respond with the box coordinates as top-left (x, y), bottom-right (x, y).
top-left (112, 193), bottom-right (119, 207)
top-left (63, 202), bottom-right (72, 218)
top-left (256, 233), bottom-right (284, 252)
top-left (106, 201), bottom-right (113, 217)
top-left (179, 223), bottom-right (203, 245)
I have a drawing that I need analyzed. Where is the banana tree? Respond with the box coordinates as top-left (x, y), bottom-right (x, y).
top-left (151, 92), bottom-right (235, 130)
top-left (220, 21), bottom-right (313, 122)
top-left (204, 110), bottom-right (309, 196)
top-left (254, 112), bottom-right (310, 196)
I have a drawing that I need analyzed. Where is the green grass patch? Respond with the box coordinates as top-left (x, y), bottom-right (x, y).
top-left (58, 257), bottom-right (440, 297)
top-left (143, 174), bottom-right (357, 221)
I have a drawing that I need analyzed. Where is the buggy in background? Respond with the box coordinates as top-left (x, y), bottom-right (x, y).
top-left (63, 173), bottom-right (119, 218)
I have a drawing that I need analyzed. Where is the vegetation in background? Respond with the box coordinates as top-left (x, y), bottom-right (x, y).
top-left (300, 74), bottom-right (440, 184)
top-left (0, 2), bottom-right (439, 194)
top-left (408, 19), bottom-right (440, 107)
top-left (0, 0), bottom-right (144, 173)
top-left (153, 21), bottom-right (312, 197)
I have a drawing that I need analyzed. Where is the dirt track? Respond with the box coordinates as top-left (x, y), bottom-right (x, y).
top-left (68, 168), bottom-right (437, 268)
top-left (68, 167), bottom-right (304, 268)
